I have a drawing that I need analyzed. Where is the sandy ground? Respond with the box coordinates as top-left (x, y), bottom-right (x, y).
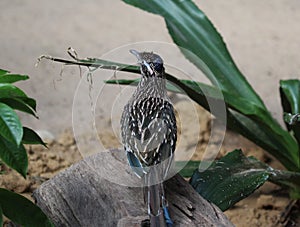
top-left (1, 0), bottom-right (300, 226)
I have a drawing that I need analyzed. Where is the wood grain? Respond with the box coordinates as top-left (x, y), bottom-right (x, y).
top-left (33, 149), bottom-right (234, 227)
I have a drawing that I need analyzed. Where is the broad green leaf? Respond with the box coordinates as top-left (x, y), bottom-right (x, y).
top-left (0, 83), bottom-right (37, 111)
top-left (0, 69), bottom-right (9, 76)
top-left (280, 79), bottom-right (300, 146)
top-left (0, 69), bottom-right (29, 83)
top-left (0, 98), bottom-right (37, 117)
top-left (19, 96), bottom-right (37, 111)
top-left (171, 79), bottom-right (298, 170)
top-left (123, 0), bottom-right (265, 109)
top-left (183, 79), bottom-right (298, 171)
top-left (190, 149), bottom-right (300, 210)
top-left (176, 160), bottom-right (201, 178)
top-left (0, 74), bottom-right (29, 83)
top-left (106, 78), bottom-right (300, 171)
top-left (121, 0), bottom-right (299, 168)
top-left (22, 127), bottom-right (47, 147)
top-left (0, 135), bottom-right (28, 178)
top-left (0, 83), bottom-right (27, 99)
top-left (0, 188), bottom-right (53, 227)
top-left (0, 102), bottom-right (23, 146)
top-left (280, 80), bottom-right (300, 114)
top-left (189, 150), bottom-right (270, 211)
top-left (228, 111), bottom-right (299, 171)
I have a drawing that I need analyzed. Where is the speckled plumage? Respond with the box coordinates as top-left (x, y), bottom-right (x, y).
top-left (121, 96), bottom-right (176, 167)
top-left (120, 50), bottom-right (177, 226)
top-left (120, 50), bottom-right (177, 175)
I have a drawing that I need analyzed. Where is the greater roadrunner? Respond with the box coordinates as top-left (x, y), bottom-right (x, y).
top-left (121, 50), bottom-right (177, 227)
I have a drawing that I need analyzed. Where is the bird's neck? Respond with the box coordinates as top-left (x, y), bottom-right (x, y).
top-left (133, 76), bottom-right (168, 100)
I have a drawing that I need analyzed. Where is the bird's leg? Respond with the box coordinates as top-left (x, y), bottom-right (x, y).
top-left (160, 183), bottom-right (173, 227)
top-left (143, 170), bottom-right (166, 227)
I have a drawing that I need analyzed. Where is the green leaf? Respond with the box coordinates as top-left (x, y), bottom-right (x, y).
top-left (19, 96), bottom-right (37, 111)
top-left (0, 98), bottom-right (37, 117)
top-left (0, 188), bottom-right (53, 227)
top-left (280, 79), bottom-right (300, 146)
top-left (190, 149), bottom-right (300, 209)
top-left (0, 83), bottom-right (37, 111)
top-left (121, 0), bottom-right (299, 169)
top-left (176, 160), bottom-right (201, 178)
top-left (228, 111), bottom-right (299, 171)
top-left (189, 150), bottom-right (270, 211)
top-left (280, 80), bottom-right (300, 114)
top-left (0, 135), bottom-right (28, 178)
top-left (184, 79), bottom-right (298, 170)
top-left (0, 69), bottom-right (29, 83)
top-left (0, 69), bottom-right (9, 76)
top-left (22, 127), bottom-right (47, 147)
top-left (0, 102), bottom-right (23, 146)
top-left (0, 74), bottom-right (29, 83)
top-left (0, 83), bottom-right (27, 99)
top-left (123, 0), bottom-right (265, 109)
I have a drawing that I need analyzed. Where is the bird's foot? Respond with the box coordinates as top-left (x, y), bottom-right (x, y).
top-left (163, 206), bottom-right (173, 227)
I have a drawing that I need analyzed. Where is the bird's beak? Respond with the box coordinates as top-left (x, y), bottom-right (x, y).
top-left (130, 49), bottom-right (153, 75)
top-left (129, 49), bottom-right (143, 63)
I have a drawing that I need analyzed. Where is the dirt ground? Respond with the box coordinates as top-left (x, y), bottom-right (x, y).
top-left (1, 0), bottom-right (300, 226)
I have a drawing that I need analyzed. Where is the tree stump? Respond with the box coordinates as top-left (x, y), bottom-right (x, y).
top-left (33, 149), bottom-right (234, 226)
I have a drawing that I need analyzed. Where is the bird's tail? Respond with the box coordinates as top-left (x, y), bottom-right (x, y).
top-left (144, 169), bottom-right (173, 227)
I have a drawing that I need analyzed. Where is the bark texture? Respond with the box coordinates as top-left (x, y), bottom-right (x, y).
top-left (33, 149), bottom-right (234, 227)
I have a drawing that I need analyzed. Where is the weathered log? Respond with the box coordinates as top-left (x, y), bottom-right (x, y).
top-left (33, 149), bottom-right (234, 227)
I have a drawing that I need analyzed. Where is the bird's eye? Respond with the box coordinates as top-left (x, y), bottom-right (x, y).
top-left (153, 63), bottom-right (163, 72)
top-left (141, 65), bottom-right (148, 72)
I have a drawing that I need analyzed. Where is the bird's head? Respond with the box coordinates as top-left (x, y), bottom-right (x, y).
top-left (130, 49), bottom-right (165, 78)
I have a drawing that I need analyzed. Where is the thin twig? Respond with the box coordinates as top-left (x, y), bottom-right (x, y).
top-left (277, 199), bottom-right (298, 226)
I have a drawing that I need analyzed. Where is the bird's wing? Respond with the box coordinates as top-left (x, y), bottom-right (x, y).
top-left (121, 97), bottom-right (177, 178)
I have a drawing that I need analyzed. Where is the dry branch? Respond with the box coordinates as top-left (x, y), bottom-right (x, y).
top-left (33, 149), bottom-right (233, 227)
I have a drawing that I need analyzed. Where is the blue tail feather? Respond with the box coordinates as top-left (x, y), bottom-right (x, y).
top-left (127, 150), bottom-right (144, 178)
